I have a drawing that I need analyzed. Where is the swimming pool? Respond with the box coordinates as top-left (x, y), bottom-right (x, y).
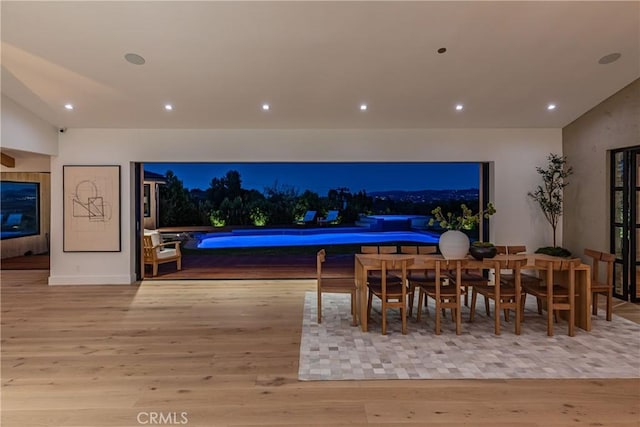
top-left (196, 229), bottom-right (439, 249)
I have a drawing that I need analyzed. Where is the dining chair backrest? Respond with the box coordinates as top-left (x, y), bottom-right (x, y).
top-left (507, 245), bottom-right (527, 254)
top-left (360, 245), bottom-right (379, 254)
top-left (378, 246), bottom-right (398, 254)
top-left (534, 257), bottom-right (582, 275)
top-left (418, 246), bottom-right (437, 254)
top-left (399, 245), bottom-right (437, 255)
top-left (483, 254), bottom-right (527, 271)
top-left (494, 245), bottom-right (507, 255)
top-left (584, 248), bottom-right (615, 284)
top-left (400, 245), bottom-right (418, 254)
top-left (316, 248), bottom-right (327, 278)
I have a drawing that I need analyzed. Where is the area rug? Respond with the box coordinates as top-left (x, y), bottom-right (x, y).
top-left (298, 292), bottom-right (640, 380)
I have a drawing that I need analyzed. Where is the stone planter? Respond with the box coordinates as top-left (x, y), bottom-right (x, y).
top-left (438, 230), bottom-right (470, 259)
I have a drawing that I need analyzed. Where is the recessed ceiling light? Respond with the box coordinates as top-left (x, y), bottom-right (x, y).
top-left (124, 53), bottom-right (146, 65)
top-left (437, 47), bottom-right (447, 54)
top-left (262, 103), bottom-right (270, 111)
top-left (547, 103), bottom-right (557, 111)
top-left (598, 52), bottom-right (622, 65)
top-left (64, 103), bottom-right (74, 110)
top-left (360, 104), bottom-right (368, 111)
top-left (455, 104), bottom-right (464, 111)
top-left (164, 104), bottom-right (173, 111)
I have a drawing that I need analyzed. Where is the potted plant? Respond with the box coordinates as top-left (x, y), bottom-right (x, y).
top-left (528, 153), bottom-right (573, 257)
top-left (469, 241), bottom-right (497, 260)
top-left (429, 202), bottom-right (496, 259)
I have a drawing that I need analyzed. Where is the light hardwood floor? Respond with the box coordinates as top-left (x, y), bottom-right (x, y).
top-left (1, 270), bottom-right (639, 427)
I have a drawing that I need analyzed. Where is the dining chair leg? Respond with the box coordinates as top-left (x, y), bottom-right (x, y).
top-left (504, 307), bottom-right (510, 322)
top-left (536, 298), bottom-right (543, 315)
top-left (408, 283), bottom-right (416, 318)
top-left (350, 292), bottom-right (357, 326)
top-left (484, 296), bottom-right (491, 316)
top-left (546, 294), bottom-right (554, 336)
top-left (469, 289), bottom-right (478, 322)
top-left (416, 290), bottom-right (425, 322)
top-left (317, 291), bottom-right (322, 324)
top-left (606, 290), bottom-right (613, 321)
top-left (401, 306), bottom-right (407, 335)
top-left (494, 296), bottom-right (501, 336)
top-left (592, 293), bottom-right (598, 316)
top-left (367, 292), bottom-right (373, 323)
top-left (434, 298), bottom-right (442, 335)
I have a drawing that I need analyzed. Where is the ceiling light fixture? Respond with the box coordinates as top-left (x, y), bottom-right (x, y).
top-left (262, 103), bottom-right (270, 111)
top-left (437, 47), bottom-right (447, 54)
top-left (598, 52), bottom-right (622, 65)
top-left (164, 104), bottom-right (173, 111)
top-left (360, 104), bottom-right (368, 111)
top-left (64, 103), bottom-right (74, 110)
top-left (455, 104), bottom-right (463, 111)
top-left (547, 103), bottom-right (557, 111)
top-left (124, 53), bottom-right (146, 65)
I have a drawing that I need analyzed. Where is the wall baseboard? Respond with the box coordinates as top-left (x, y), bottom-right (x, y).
top-left (48, 274), bottom-right (133, 285)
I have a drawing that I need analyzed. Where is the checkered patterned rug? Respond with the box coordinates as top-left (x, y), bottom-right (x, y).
top-left (298, 292), bottom-right (640, 380)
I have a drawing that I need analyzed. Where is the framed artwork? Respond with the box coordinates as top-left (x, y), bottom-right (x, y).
top-left (63, 165), bottom-right (121, 252)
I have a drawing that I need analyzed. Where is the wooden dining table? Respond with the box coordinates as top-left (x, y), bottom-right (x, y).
top-left (354, 253), bottom-right (592, 333)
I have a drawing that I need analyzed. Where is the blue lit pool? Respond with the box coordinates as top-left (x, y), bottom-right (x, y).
top-left (196, 228), bottom-right (439, 249)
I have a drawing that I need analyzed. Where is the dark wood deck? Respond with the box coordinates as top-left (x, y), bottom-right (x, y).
top-left (145, 253), bottom-right (355, 279)
top-left (1, 253), bottom-right (354, 280)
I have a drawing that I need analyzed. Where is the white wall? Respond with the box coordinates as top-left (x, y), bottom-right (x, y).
top-left (49, 128), bottom-right (561, 285)
top-left (1, 95), bottom-right (58, 156)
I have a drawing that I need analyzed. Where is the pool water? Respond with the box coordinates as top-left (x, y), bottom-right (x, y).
top-left (197, 229), bottom-right (439, 249)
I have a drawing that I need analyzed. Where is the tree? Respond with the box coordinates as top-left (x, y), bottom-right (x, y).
top-left (528, 153), bottom-right (573, 247)
top-left (158, 171), bottom-right (204, 226)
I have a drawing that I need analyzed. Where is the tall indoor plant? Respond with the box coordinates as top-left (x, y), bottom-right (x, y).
top-left (528, 153), bottom-right (573, 256)
top-left (429, 202), bottom-right (496, 259)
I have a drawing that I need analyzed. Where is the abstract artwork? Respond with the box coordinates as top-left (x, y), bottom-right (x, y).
top-left (63, 165), bottom-right (120, 252)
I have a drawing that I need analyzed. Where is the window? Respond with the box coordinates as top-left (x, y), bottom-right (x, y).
top-left (1, 181), bottom-right (40, 240)
top-left (144, 184), bottom-right (151, 217)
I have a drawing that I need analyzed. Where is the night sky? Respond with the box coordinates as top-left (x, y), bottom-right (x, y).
top-left (144, 162), bottom-right (480, 194)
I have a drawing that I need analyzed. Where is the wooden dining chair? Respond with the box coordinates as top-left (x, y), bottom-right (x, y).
top-left (470, 255), bottom-right (527, 335)
top-left (316, 249), bottom-right (357, 326)
top-left (584, 249), bottom-right (615, 321)
top-left (523, 257), bottom-right (582, 336)
top-left (415, 259), bottom-right (468, 335)
top-left (400, 245), bottom-right (437, 317)
top-left (499, 245), bottom-right (543, 311)
top-left (366, 256), bottom-right (414, 335)
top-left (362, 246), bottom-right (400, 284)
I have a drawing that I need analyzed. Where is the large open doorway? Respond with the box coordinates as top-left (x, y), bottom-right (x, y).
top-left (610, 146), bottom-right (640, 302)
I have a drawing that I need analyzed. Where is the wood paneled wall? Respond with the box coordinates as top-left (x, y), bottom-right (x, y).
top-left (0, 172), bottom-right (51, 259)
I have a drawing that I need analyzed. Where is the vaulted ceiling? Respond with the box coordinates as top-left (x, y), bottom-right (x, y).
top-left (2, 1), bottom-right (638, 129)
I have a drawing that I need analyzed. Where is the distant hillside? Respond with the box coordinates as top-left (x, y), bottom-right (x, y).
top-left (369, 188), bottom-right (479, 203)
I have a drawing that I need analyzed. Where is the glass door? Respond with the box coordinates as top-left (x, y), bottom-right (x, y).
top-left (610, 147), bottom-right (640, 302)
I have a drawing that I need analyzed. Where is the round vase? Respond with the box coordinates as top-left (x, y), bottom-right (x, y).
top-left (438, 230), bottom-right (470, 259)
top-left (469, 245), bottom-right (497, 260)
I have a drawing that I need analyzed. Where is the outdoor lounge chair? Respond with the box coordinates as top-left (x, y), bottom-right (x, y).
top-left (4, 213), bottom-right (23, 229)
top-left (318, 210), bottom-right (339, 225)
top-left (143, 230), bottom-right (182, 276)
top-left (296, 210), bottom-right (317, 225)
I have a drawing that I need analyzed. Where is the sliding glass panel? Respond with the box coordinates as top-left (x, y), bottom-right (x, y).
top-left (614, 263), bottom-right (625, 296)
top-left (614, 151), bottom-right (625, 187)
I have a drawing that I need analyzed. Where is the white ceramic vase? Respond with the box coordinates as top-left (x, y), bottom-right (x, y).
top-left (438, 230), bottom-right (470, 259)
